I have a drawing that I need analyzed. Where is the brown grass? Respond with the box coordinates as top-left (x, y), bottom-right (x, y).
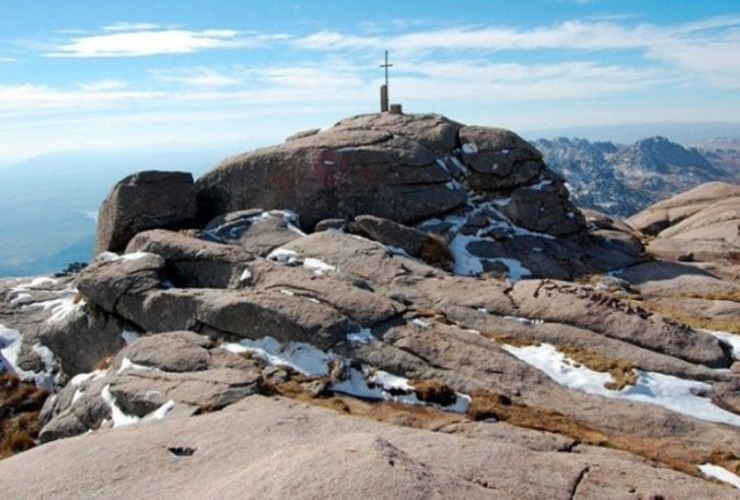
top-left (466, 389), bottom-right (705, 478)
top-left (95, 356), bottom-right (114, 371)
top-left (480, 331), bottom-right (540, 348)
top-left (679, 290), bottom-right (740, 303)
top-left (638, 301), bottom-right (740, 334)
top-left (339, 397), bottom-right (463, 431)
top-left (419, 234), bottom-right (453, 269)
top-left (709, 449), bottom-right (740, 475)
top-left (558, 346), bottom-right (638, 391)
top-left (0, 373), bottom-right (49, 459)
top-left (411, 379), bottom-right (457, 407)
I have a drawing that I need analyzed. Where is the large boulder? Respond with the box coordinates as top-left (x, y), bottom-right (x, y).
top-left (126, 229), bottom-right (254, 289)
top-left (95, 171), bottom-right (197, 256)
top-left (196, 125), bottom-right (467, 229)
top-left (195, 113), bottom-right (585, 236)
top-left (628, 182), bottom-right (740, 262)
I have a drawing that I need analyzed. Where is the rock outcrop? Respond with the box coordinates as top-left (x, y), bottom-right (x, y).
top-left (95, 171), bottom-right (197, 256)
top-left (629, 182), bottom-right (740, 262)
top-left (1, 114), bottom-right (739, 496)
top-left (196, 113), bottom-right (585, 235)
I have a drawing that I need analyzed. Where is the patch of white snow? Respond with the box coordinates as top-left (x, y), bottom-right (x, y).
top-left (303, 257), bottom-right (336, 276)
top-left (501, 342), bottom-right (740, 427)
top-left (267, 248), bottom-right (299, 264)
top-left (121, 331), bottom-right (140, 345)
top-left (699, 463), bottom-right (740, 489)
top-left (346, 329), bottom-right (376, 344)
top-left (101, 384), bottom-right (140, 427)
top-left (704, 330), bottom-right (740, 360)
top-left (222, 337), bottom-right (334, 377)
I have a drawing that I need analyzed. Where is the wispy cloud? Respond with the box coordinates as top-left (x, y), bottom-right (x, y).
top-left (102, 22), bottom-right (164, 32)
top-left (153, 67), bottom-right (243, 87)
top-left (46, 27), bottom-right (256, 58)
top-left (293, 16), bottom-right (740, 88)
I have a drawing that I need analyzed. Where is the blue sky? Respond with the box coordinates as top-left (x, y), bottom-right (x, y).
top-left (0, 0), bottom-right (738, 165)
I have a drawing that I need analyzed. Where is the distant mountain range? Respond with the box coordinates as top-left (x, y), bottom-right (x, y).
top-left (533, 136), bottom-right (740, 218)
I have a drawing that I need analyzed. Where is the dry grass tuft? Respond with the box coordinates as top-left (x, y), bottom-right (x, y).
top-left (466, 389), bottom-right (705, 477)
top-left (467, 389), bottom-right (609, 446)
top-left (679, 290), bottom-right (740, 303)
top-left (340, 397), bottom-right (463, 430)
top-left (638, 301), bottom-right (740, 334)
top-left (419, 234), bottom-right (453, 269)
top-left (411, 379), bottom-right (457, 407)
top-left (709, 449), bottom-right (740, 475)
top-left (0, 373), bottom-right (49, 459)
top-left (558, 345), bottom-right (638, 390)
top-left (481, 331), bottom-right (540, 348)
top-left (95, 356), bottom-right (114, 371)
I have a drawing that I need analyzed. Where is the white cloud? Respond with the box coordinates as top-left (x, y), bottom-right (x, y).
top-left (46, 28), bottom-right (252, 58)
top-left (76, 79), bottom-right (128, 91)
top-left (102, 22), bottom-right (163, 32)
top-left (153, 67), bottom-right (243, 87)
top-left (0, 83), bottom-right (162, 114)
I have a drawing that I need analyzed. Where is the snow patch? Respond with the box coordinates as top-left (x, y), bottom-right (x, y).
top-left (303, 257), bottom-right (335, 276)
top-left (144, 400), bottom-right (176, 421)
top-left (116, 357), bottom-right (156, 375)
top-left (239, 268), bottom-right (253, 282)
top-left (0, 325), bottom-right (57, 389)
top-left (699, 463), bottom-right (740, 489)
top-left (101, 384), bottom-right (140, 427)
top-left (412, 318), bottom-right (431, 329)
top-left (101, 385), bottom-right (175, 427)
top-left (489, 258), bottom-right (531, 282)
top-left (0, 325), bottom-right (22, 374)
top-left (121, 331), bottom-right (140, 345)
top-left (449, 234), bottom-right (484, 276)
top-left (223, 336), bottom-right (470, 413)
top-left (98, 251), bottom-right (153, 263)
top-left (503, 315), bottom-right (545, 325)
top-left (704, 330), bottom-right (740, 360)
top-left (346, 328), bottom-right (376, 344)
top-left (502, 342), bottom-right (740, 427)
top-left (267, 248), bottom-right (299, 265)
top-left (462, 143), bottom-right (477, 154)
top-left (223, 337), bottom-right (333, 377)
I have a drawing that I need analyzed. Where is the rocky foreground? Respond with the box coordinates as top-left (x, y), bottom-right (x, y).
top-left (1, 113), bottom-right (739, 498)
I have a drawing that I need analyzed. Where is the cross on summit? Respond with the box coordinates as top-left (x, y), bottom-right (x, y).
top-left (380, 50), bottom-right (392, 87)
top-left (379, 50), bottom-right (392, 112)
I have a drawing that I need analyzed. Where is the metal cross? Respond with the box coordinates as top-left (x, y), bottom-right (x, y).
top-left (380, 50), bottom-right (393, 87)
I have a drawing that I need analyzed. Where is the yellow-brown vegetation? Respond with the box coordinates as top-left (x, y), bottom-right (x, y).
top-left (638, 301), bottom-right (740, 334)
top-left (466, 389), bottom-right (706, 477)
top-left (558, 345), bottom-right (638, 390)
top-left (480, 331), bottom-right (540, 348)
top-left (411, 379), bottom-right (457, 407)
top-left (418, 234), bottom-right (453, 269)
top-left (0, 373), bottom-right (49, 459)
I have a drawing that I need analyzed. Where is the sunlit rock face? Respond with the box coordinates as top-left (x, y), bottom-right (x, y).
top-left (1, 113), bottom-right (739, 497)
